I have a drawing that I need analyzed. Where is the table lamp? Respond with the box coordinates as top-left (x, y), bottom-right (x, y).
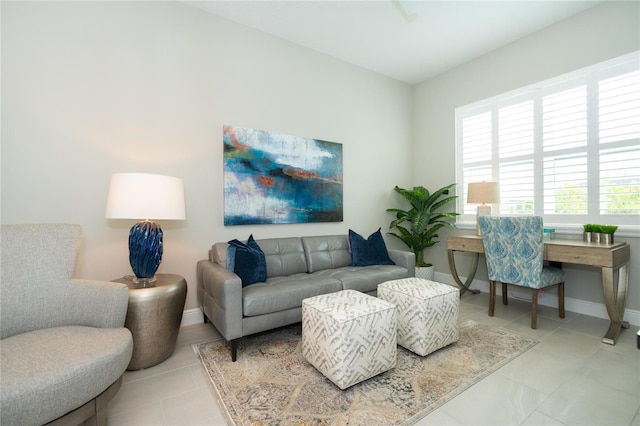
top-left (105, 173), bottom-right (186, 286)
top-left (467, 181), bottom-right (500, 235)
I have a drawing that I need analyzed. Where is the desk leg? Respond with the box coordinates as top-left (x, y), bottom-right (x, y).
top-left (601, 262), bottom-right (630, 345)
top-left (447, 249), bottom-right (480, 296)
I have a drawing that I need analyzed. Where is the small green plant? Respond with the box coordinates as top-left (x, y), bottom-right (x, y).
top-left (600, 225), bottom-right (618, 235)
top-left (591, 224), bottom-right (604, 233)
top-left (583, 224), bottom-right (618, 234)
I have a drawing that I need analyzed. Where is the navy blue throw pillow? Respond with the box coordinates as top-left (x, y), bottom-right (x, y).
top-left (349, 228), bottom-right (395, 266)
top-left (227, 235), bottom-right (267, 287)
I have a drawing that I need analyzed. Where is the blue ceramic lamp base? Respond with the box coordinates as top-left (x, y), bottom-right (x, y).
top-left (129, 220), bottom-right (163, 286)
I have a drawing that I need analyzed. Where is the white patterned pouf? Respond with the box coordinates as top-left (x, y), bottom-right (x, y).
top-left (378, 278), bottom-right (459, 357)
top-left (302, 289), bottom-right (397, 390)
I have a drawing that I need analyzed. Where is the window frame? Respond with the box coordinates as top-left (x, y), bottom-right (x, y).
top-left (455, 51), bottom-right (640, 236)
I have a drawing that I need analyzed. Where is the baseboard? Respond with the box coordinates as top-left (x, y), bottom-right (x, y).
top-left (181, 308), bottom-right (205, 327)
top-left (434, 271), bottom-right (640, 327)
top-left (178, 277), bottom-right (640, 329)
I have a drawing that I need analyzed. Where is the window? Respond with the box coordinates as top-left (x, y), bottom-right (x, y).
top-left (456, 52), bottom-right (640, 230)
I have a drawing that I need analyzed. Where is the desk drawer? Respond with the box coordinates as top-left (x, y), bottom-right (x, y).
top-left (544, 244), bottom-right (626, 268)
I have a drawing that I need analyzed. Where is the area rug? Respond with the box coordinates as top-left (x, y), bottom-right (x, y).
top-left (194, 319), bottom-right (537, 425)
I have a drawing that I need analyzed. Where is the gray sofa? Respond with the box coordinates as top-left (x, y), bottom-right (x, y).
top-left (0, 224), bottom-right (133, 426)
top-left (197, 234), bottom-right (415, 361)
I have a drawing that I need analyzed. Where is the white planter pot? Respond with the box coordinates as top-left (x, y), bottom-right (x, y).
top-left (415, 266), bottom-right (435, 281)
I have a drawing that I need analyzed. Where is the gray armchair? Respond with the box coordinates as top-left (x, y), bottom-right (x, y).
top-left (0, 224), bottom-right (133, 426)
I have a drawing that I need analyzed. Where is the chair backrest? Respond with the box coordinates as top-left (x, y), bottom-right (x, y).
top-left (1, 224), bottom-right (82, 339)
top-left (478, 216), bottom-right (544, 289)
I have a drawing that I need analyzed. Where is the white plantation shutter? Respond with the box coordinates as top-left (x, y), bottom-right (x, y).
top-left (500, 161), bottom-right (535, 214)
top-left (541, 83), bottom-right (589, 215)
top-left (499, 101), bottom-right (534, 158)
top-left (543, 153), bottom-right (588, 215)
top-left (460, 112), bottom-right (493, 215)
top-left (599, 147), bottom-right (640, 215)
top-left (497, 100), bottom-right (535, 214)
top-left (599, 70), bottom-right (640, 144)
top-left (598, 69), bottom-right (640, 217)
top-left (543, 85), bottom-right (587, 151)
top-left (462, 112), bottom-right (492, 162)
top-left (456, 51), bottom-right (640, 228)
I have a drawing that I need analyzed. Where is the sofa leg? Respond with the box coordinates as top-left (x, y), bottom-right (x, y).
top-left (231, 339), bottom-right (238, 362)
top-left (203, 313), bottom-right (209, 324)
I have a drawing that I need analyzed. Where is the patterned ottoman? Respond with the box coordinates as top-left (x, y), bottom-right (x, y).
top-left (378, 278), bottom-right (459, 357)
top-left (302, 289), bottom-right (397, 389)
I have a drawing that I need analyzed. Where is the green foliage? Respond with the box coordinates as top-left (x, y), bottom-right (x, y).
top-left (555, 180), bottom-right (639, 215)
top-left (583, 224), bottom-right (618, 234)
top-left (387, 184), bottom-right (459, 267)
top-left (602, 184), bottom-right (640, 214)
top-left (590, 224), bottom-right (604, 233)
top-left (600, 225), bottom-right (618, 234)
top-left (554, 185), bottom-right (587, 214)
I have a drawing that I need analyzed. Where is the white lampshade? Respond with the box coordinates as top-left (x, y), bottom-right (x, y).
top-left (105, 173), bottom-right (186, 220)
top-left (467, 181), bottom-right (500, 205)
top-left (468, 181), bottom-right (500, 236)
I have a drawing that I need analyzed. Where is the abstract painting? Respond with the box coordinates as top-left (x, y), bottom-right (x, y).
top-left (223, 125), bottom-right (343, 225)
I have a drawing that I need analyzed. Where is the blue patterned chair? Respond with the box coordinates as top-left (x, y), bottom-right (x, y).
top-left (478, 216), bottom-right (565, 329)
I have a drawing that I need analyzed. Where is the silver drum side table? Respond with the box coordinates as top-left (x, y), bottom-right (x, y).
top-left (113, 273), bottom-right (187, 370)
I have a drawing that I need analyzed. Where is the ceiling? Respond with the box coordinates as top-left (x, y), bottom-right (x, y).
top-left (183, 0), bottom-right (604, 84)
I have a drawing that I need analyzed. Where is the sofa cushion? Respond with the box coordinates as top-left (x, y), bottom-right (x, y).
top-left (228, 235), bottom-right (267, 287)
top-left (242, 274), bottom-right (343, 317)
top-left (315, 265), bottom-right (410, 293)
top-left (301, 235), bottom-right (352, 273)
top-left (0, 326), bottom-right (133, 426)
top-left (348, 228), bottom-right (395, 266)
top-left (257, 237), bottom-right (308, 277)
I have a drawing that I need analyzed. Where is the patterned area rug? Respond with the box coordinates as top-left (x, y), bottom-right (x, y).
top-left (194, 319), bottom-right (537, 425)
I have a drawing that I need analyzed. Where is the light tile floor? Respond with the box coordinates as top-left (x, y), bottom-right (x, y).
top-left (108, 292), bottom-right (640, 425)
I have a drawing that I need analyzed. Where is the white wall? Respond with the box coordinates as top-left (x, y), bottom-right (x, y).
top-left (413, 1), bottom-right (640, 313)
top-left (1, 1), bottom-right (413, 311)
top-left (2, 1), bottom-right (639, 320)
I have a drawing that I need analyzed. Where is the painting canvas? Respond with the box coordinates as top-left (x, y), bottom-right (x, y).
top-left (223, 125), bottom-right (343, 225)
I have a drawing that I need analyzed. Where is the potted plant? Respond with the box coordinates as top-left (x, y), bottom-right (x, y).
top-left (583, 224), bottom-right (596, 242)
top-left (599, 225), bottom-right (618, 244)
top-left (583, 224), bottom-right (618, 244)
top-left (387, 184), bottom-right (459, 280)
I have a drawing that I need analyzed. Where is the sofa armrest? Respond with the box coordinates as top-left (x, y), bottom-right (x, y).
top-left (197, 260), bottom-right (243, 341)
top-left (388, 249), bottom-right (415, 277)
top-left (63, 279), bottom-right (130, 328)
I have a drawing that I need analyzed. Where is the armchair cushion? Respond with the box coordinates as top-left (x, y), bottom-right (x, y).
top-left (1, 326), bottom-right (132, 426)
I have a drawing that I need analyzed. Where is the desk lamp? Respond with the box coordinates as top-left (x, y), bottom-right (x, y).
top-left (467, 181), bottom-right (500, 235)
top-left (105, 173), bottom-right (186, 286)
